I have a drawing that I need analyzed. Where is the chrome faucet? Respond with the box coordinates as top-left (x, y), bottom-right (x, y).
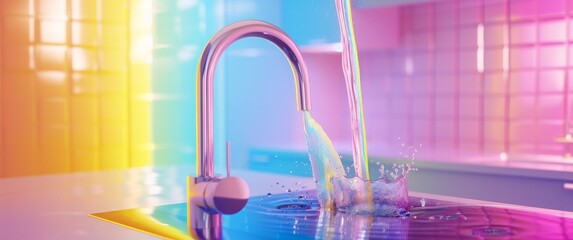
top-left (188, 20), bottom-right (312, 239)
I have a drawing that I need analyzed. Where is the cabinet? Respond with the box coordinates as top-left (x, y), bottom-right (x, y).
top-left (408, 160), bottom-right (573, 212)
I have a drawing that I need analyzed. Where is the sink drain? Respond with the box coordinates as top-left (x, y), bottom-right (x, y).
top-left (472, 226), bottom-right (513, 237)
top-left (276, 203), bottom-right (312, 210)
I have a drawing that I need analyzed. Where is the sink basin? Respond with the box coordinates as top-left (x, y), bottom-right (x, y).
top-left (91, 191), bottom-right (573, 239)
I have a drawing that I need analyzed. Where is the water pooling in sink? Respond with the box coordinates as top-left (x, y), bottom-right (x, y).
top-left (92, 191), bottom-right (573, 239)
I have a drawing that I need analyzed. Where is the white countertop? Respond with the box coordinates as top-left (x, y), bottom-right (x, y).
top-left (1, 165), bottom-right (571, 239)
top-left (0, 165), bottom-right (314, 239)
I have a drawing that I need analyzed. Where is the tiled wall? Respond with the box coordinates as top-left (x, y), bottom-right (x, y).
top-left (151, 0), bottom-right (226, 168)
top-left (152, 0), bottom-right (304, 170)
top-left (0, 0), bottom-right (152, 178)
top-left (358, 0), bottom-right (573, 156)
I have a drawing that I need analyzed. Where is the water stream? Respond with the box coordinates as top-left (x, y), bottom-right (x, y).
top-left (300, 0), bottom-right (413, 216)
top-left (335, 0), bottom-right (371, 181)
top-left (302, 112), bottom-right (345, 209)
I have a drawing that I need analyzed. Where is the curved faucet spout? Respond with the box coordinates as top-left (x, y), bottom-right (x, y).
top-left (197, 20), bottom-right (312, 178)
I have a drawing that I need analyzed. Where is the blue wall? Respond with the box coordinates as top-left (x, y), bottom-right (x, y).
top-left (152, 0), bottom-right (340, 174)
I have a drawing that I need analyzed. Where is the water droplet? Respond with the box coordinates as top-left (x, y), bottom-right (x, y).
top-left (274, 155), bottom-right (278, 158)
top-left (289, 171), bottom-right (293, 174)
top-left (420, 198), bottom-right (426, 207)
top-left (267, 192), bottom-right (272, 197)
top-left (398, 209), bottom-right (410, 217)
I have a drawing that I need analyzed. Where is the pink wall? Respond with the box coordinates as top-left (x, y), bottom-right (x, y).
top-left (309, 0), bottom-right (573, 157)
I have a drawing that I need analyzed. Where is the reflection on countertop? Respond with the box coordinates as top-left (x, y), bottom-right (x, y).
top-left (1, 163), bottom-right (572, 239)
top-left (0, 164), bottom-right (314, 239)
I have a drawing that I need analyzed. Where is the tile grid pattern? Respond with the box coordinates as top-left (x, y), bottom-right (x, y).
top-left (0, 0), bottom-right (152, 178)
top-left (362, 0), bottom-right (573, 156)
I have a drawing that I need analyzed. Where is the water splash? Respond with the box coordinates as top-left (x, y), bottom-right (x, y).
top-left (303, 112), bottom-right (411, 216)
top-left (302, 112), bottom-right (345, 209)
top-left (331, 175), bottom-right (409, 216)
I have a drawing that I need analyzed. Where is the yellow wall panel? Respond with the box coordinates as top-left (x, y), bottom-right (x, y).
top-left (38, 20), bottom-right (67, 44)
top-left (101, 25), bottom-right (128, 49)
top-left (100, 123), bottom-right (128, 169)
top-left (101, 123), bottom-right (128, 146)
top-left (38, 0), bottom-right (68, 19)
top-left (70, 0), bottom-right (98, 20)
top-left (101, 146), bottom-right (129, 170)
top-left (130, 100), bottom-right (151, 167)
top-left (2, 0), bottom-right (32, 16)
top-left (131, 146), bottom-right (152, 167)
top-left (35, 45), bottom-right (68, 70)
top-left (100, 50), bottom-right (127, 71)
top-left (3, 127), bottom-right (38, 177)
top-left (71, 96), bottom-right (98, 124)
top-left (39, 98), bottom-right (68, 125)
top-left (72, 147), bottom-right (99, 172)
top-left (2, 72), bottom-right (36, 121)
top-left (70, 48), bottom-right (99, 71)
top-left (0, 9), bottom-right (2, 174)
top-left (130, 65), bottom-right (150, 93)
top-left (2, 72), bottom-right (38, 177)
top-left (0, 0), bottom-right (152, 178)
top-left (3, 17), bottom-right (33, 45)
top-left (0, 72), bottom-right (2, 177)
top-left (71, 22), bottom-right (99, 47)
top-left (71, 124), bottom-right (99, 148)
top-left (100, 73), bottom-right (127, 93)
top-left (72, 73), bottom-right (99, 95)
top-left (4, 45), bottom-right (33, 70)
top-left (100, 96), bottom-right (128, 123)
top-left (37, 71), bottom-right (67, 97)
top-left (102, 0), bottom-right (128, 23)
top-left (130, 100), bottom-right (149, 139)
top-left (39, 125), bottom-right (70, 174)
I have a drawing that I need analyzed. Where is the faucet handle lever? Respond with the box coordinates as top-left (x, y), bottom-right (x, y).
top-left (226, 141), bottom-right (231, 177)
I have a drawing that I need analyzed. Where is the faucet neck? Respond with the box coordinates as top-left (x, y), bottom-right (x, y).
top-left (196, 20), bottom-right (312, 178)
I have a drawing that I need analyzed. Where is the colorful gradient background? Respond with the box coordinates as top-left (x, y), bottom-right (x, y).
top-left (2, 0), bottom-right (573, 178)
top-left (0, 0), bottom-right (152, 178)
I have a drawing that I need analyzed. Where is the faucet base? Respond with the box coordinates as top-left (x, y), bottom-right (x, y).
top-left (188, 176), bottom-right (223, 239)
